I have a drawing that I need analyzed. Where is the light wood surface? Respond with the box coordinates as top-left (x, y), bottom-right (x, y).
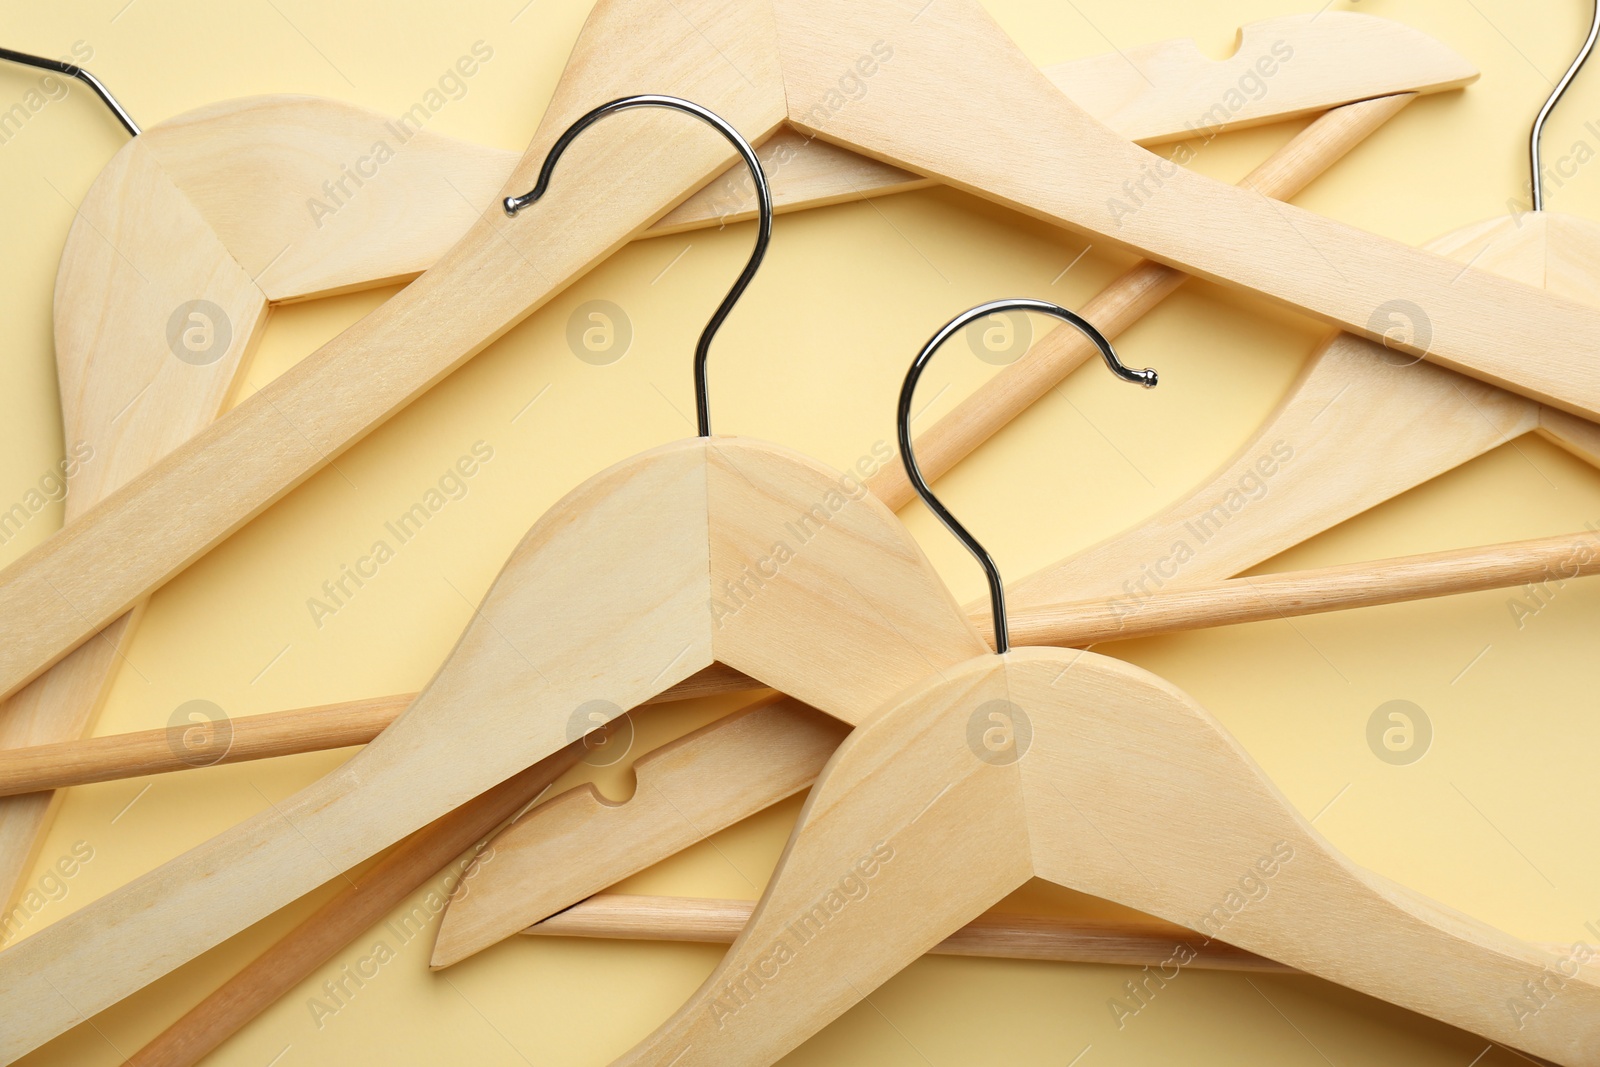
top-left (0, 133), bottom-right (269, 920)
top-left (613, 651), bottom-right (1600, 1066)
top-left (0, 664), bottom-right (752, 797)
top-left (427, 525), bottom-right (1600, 964)
top-left (0, 694), bottom-right (411, 797)
top-left (527, 893), bottom-right (1288, 972)
top-left (1008, 209), bottom-right (1600, 611)
top-left (0, 435), bottom-right (992, 1062)
top-left (0, 30), bottom-right (1445, 969)
top-left (125, 734), bottom-right (597, 1067)
top-left (0, 0), bottom-right (1583, 711)
top-left (432, 695), bottom-right (847, 968)
top-left (775, 0), bottom-right (1600, 420)
top-left (1050, 11), bottom-right (1473, 145)
top-left (0, 0), bottom-right (795, 707)
top-left (866, 92), bottom-right (1415, 509)
top-left (124, 13), bottom-right (1480, 300)
top-left (7, 525), bottom-right (1596, 804)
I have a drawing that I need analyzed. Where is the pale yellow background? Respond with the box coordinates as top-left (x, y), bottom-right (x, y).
top-left (2, 0), bottom-right (1599, 1063)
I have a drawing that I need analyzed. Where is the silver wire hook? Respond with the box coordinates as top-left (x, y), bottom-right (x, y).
top-left (502, 95), bottom-right (771, 437)
top-left (0, 46), bottom-right (139, 137)
top-left (1531, 0), bottom-right (1599, 211)
top-left (897, 299), bottom-right (1157, 654)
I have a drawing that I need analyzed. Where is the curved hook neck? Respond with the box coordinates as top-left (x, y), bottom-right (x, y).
top-left (0, 46), bottom-right (139, 136)
top-left (1531, 0), bottom-right (1600, 211)
top-left (503, 95), bottom-right (773, 437)
top-left (897, 299), bottom-right (1156, 655)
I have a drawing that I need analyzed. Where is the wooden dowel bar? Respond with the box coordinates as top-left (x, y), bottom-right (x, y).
top-left (4, 528), bottom-right (1594, 798)
top-left (524, 893), bottom-right (1290, 972)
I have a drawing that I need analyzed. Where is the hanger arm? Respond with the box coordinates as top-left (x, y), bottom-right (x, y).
top-left (0, 0), bottom-right (793, 706)
top-left (864, 92), bottom-right (1414, 509)
top-left (122, 735), bottom-right (592, 1067)
top-left (432, 694), bottom-right (846, 968)
top-left (614, 652), bottom-right (1600, 1066)
top-left (525, 893), bottom-right (1292, 970)
top-left (1004, 210), bottom-right (1588, 610)
top-left (775, 0), bottom-right (1600, 421)
top-left (6, 522), bottom-right (1595, 801)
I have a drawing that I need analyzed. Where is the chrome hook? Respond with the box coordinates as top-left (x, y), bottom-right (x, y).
top-left (1531, 0), bottom-right (1599, 211)
top-left (503, 95), bottom-right (772, 437)
top-left (0, 46), bottom-right (139, 137)
top-left (897, 299), bottom-right (1157, 654)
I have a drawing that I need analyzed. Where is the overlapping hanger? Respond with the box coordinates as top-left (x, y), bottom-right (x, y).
top-left (426, 4), bottom-right (1600, 970)
top-left (0, 10), bottom-right (1494, 933)
top-left (3, 6), bottom-right (1600, 1062)
top-left (607, 299), bottom-right (1600, 1067)
top-left (7, 0), bottom-right (1600, 722)
top-left (0, 94), bottom-right (1011, 1062)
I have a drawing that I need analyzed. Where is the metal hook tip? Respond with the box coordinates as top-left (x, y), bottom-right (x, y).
top-left (1136, 368), bottom-right (1158, 388)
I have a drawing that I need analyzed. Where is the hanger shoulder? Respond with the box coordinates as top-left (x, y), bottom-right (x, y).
top-left (706, 437), bottom-right (989, 717)
top-left (774, 0), bottom-right (1600, 420)
top-left (140, 94), bottom-right (519, 302)
top-left (1005, 217), bottom-right (1565, 609)
top-left (1010, 649), bottom-right (1600, 1065)
top-left (0, 439), bottom-right (720, 1062)
top-left (3, 134), bottom-right (269, 910)
top-left (614, 657), bottom-right (1033, 1067)
top-left (1048, 11), bottom-right (1475, 146)
top-left (431, 694), bottom-right (846, 968)
top-left (0, 0), bottom-right (792, 705)
top-left (55, 136), bottom-right (268, 516)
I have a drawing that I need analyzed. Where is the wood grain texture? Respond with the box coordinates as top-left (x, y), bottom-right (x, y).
top-left (0, 0), bottom-right (1531, 708)
top-left (431, 695), bottom-right (848, 968)
top-left (865, 92), bottom-right (1415, 510)
top-left (126, 735), bottom-right (596, 1067)
top-left (431, 526), bottom-right (1600, 967)
top-left (0, 432), bottom-right (994, 1061)
top-left (10, 525), bottom-right (1597, 802)
top-left (1006, 210), bottom-right (1600, 611)
top-left (0, 0), bottom-right (791, 707)
top-left (0, 133), bottom-right (270, 919)
top-left (775, 0), bottom-right (1600, 419)
top-left (125, 15), bottom-right (1471, 296)
top-left (1050, 11), bottom-right (1473, 145)
top-left (614, 651), bottom-right (1600, 1066)
top-left (526, 894), bottom-right (1288, 971)
top-left (0, 694), bottom-right (412, 797)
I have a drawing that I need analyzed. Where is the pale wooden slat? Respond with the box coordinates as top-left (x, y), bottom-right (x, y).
top-left (526, 894), bottom-right (1289, 972)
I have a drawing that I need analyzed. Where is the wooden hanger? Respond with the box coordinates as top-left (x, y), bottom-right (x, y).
top-left (416, 17), bottom-right (1600, 942)
top-left (0, 98), bottom-right (1060, 1063)
top-left (0, 523), bottom-right (1593, 801)
top-left (0, 23), bottom-right (1463, 919)
top-left (1004, 0), bottom-right (1600, 611)
top-left (614, 650), bottom-right (1600, 1066)
top-left (608, 300), bottom-right (1600, 1067)
top-left (2, 0), bottom-right (1596, 712)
